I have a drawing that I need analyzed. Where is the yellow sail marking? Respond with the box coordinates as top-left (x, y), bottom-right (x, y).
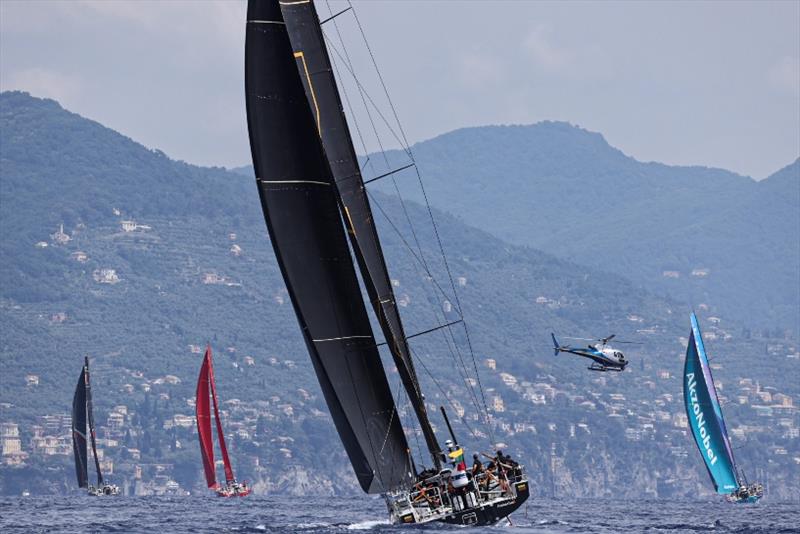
top-left (344, 205), bottom-right (356, 235)
top-left (293, 51), bottom-right (321, 135)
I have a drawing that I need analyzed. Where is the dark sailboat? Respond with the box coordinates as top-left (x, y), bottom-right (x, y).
top-left (71, 357), bottom-right (119, 496)
top-left (244, 0), bottom-right (528, 524)
top-left (195, 346), bottom-right (251, 497)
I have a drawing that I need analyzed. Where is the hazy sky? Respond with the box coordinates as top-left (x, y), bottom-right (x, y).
top-left (1, 0), bottom-right (798, 178)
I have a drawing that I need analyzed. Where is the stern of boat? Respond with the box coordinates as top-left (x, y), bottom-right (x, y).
top-left (386, 465), bottom-right (529, 526)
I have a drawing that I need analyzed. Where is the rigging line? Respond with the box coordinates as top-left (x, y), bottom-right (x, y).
top-left (320, 6), bottom-right (351, 25)
top-left (342, 345), bottom-right (386, 487)
top-left (339, 2), bottom-right (467, 324)
top-left (366, 189), bottom-right (482, 419)
top-left (322, 24), bottom-right (431, 277)
top-left (322, 7), bottom-right (377, 178)
top-left (322, 36), bottom-right (409, 158)
top-left (389, 94), bottom-right (495, 443)
top-left (322, 16), bottom-right (390, 169)
top-left (409, 345), bottom-right (479, 441)
top-left (363, 163), bottom-right (415, 185)
top-left (376, 319), bottom-right (463, 347)
top-left (433, 322), bottom-right (486, 437)
top-left (395, 369), bottom-right (424, 470)
top-left (348, 0), bottom-right (411, 151)
top-left (435, 318), bottom-right (486, 428)
top-left (320, 243), bottom-right (386, 487)
top-left (339, 2), bottom-right (493, 441)
top-left (366, 190), bottom-right (456, 308)
top-left (344, 0), bottom-right (469, 325)
top-left (324, 27), bottom-right (434, 452)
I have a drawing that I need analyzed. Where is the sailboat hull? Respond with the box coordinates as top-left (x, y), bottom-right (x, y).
top-left (391, 478), bottom-right (530, 526)
top-left (87, 484), bottom-right (120, 496)
top-left (215, 483), bottom-right (252, 498)
top-left (731, 495), bottom-right (762, 504)
top-left (440, 483), bottom-right (529, 526)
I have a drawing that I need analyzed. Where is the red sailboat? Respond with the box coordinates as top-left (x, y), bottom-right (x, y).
top-left (195, 345), bottom-right (251, 497)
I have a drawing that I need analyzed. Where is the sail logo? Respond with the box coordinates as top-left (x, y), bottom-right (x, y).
top-left (686, 372), bottom-right (718, 466)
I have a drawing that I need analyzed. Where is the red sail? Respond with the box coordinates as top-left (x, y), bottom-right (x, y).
top-left (207, 347), bottom-right (235, 483)
top-left (195, 348), bottom-right (217, 488)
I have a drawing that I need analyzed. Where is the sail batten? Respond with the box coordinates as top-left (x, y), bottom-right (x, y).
top-left (684, 313), bottom-right (739, 494)
top-left (245, 0), bottom-right (412, 493)
top-left (279, 0), bottom-right (441, 468)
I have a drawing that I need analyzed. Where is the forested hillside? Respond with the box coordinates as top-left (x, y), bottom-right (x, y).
top-left (1, 92), bottom-right (797, 500)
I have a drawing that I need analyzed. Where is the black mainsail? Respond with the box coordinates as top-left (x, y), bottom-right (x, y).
top-left (71, 358), bottom-right (106, 489)
top-left (245, 1), bottom-right (531, 523)
top-left (245, 0), bottom-right (412, 493)
top-left (84, 356), bottom-right (104, 487)
top-left (71, 366), bottom-right (88, 489)
top-left (279, 0), bottom-right (441, 469)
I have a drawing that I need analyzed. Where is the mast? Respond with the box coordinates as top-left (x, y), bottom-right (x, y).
top-left (245, 0), bottom-right (413, 493)
top-left (71, 366), bottom-right (88, 489)
top-left (207, 347), bottom-right (235, 483)
top-left (279, 0), bottom-right (442, 469)
top-left (84, 357), bottom-right (104, 486)
top-left (195, 348), bottom-right (217, 488)
top-left (683, 313), bottom-right (739, 494)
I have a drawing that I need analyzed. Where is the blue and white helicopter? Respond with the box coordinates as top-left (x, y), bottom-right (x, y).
top-left (551, 333), bottom-right (639, 372)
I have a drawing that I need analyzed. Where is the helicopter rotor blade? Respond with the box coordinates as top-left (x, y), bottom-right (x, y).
top-left (562, 336), bottom-right (597, 342)
top-left (603, 334), bottom-right (616, 343)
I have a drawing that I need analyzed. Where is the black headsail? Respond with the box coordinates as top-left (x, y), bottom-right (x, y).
top-left (71, 366), bottom-right (88, 488)
top-left (84, 357), bottom-right (104, 486)
top-left (279, 0), bottom-right (442, 470)
top-left (245, 0), bottom-right (412, 493)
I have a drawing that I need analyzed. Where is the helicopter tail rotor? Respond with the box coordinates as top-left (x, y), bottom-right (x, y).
top-left (550, 333), bottom-right (560, 356)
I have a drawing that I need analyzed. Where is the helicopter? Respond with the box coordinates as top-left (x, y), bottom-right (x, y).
top-left (550, 333), bottom-right (640, 372)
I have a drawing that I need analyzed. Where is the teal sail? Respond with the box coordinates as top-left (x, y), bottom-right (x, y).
top-left (683, 312), bottom-right (739, 494)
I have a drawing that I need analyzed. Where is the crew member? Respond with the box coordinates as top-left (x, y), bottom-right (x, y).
top-left (471, 454), bottom-right (484, 476)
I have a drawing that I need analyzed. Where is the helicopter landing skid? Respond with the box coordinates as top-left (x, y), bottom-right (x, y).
top-left (588, 364), bottom-right (622, 372)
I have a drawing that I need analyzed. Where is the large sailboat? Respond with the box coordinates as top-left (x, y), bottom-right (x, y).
top-left (195, 346), bottom-right (251, 497)
top-left (71, 357), bottom-right (119, 496)
top-left (244, 0), bottom-right (528, 525)
top-left (683, 313), bottom-right (763, 503)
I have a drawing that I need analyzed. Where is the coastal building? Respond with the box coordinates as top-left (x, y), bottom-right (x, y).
top-left (1, 422), bottom-right (27, 466)
top-left (120, 220), bottom-right (152, 232)
top-left (51, 224), bottom-right (70, 244)
top-left (93, 268), bottom-right (120, 284)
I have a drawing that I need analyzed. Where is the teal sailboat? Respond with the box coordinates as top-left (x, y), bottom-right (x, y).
top-left (683, 313), bottom-right (763, 503)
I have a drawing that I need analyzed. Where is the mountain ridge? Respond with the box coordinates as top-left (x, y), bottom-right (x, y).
top-left (1, 91), bottom-right (797, 500)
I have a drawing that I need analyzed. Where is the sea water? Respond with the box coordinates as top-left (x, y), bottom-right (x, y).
top-left (0, 495), bottom-right (797, 533)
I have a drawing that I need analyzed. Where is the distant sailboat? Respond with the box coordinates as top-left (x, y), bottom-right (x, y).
top-left (683, 313), bottom-right (763, 503)
top-left (195, 346), bottom-right (250, 497)
top-left (71, 357), bottom-right (119, 496)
